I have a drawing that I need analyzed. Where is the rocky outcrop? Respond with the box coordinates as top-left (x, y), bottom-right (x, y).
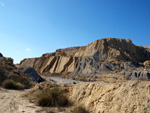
top-left (56, 47), bottom-right (81, 56)
top-left (122, 71), bottom-right (150, 80)
top-left (0, 57), bottom-right (25, 85)
top-left (70, 80), bottom-right (150, 113)
top-left (74, 38), bottom-right (150, 61)
top-left (20, 56), bottom-right (78, 75)
top-left (19, 38), bottom-right (150, 79)
top-left (0, 53), bottom-right (3, 57)
top-left (0, 55), bottom-right (38, 87)
top-left (18, 66), bottom-right (40, 81)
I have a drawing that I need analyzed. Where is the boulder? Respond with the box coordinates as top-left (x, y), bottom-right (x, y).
top-left (18, 66), bottom-right (40, 81)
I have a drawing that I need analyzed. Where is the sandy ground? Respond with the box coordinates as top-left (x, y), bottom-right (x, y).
top-left (0, 88), bottom-right (46, 113)
top-left (0, 77), bottom-right (77, 113)
top-left (0, 88), bottom-right (75, 113)
top-left (41, 76), bottom-right (80, 84)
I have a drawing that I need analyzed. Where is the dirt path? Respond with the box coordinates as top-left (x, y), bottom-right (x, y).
top-left (0, 88), bottom-right (46, 113)
top-left (41, 76), bottom-right (80, 84)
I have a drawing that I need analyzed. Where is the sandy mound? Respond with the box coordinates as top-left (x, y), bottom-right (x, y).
top-left (70, 80), bottom-right (150, 113)
top-left (1, 80), bottom-right (150, 113)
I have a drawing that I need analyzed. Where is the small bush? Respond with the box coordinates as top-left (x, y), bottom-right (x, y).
top-left (2, 80), bottom-right (16, 89)
top-left (47, 111), bottom-right (54, 113)
top-left (15, 82), bottom-right (25, 90)
top-left (37, 87), bottom-right (69, 107)
top-left (73, 105), bottom-right (89, 113)
top-left (26, 81), bottom-right (36, 89)
top-left (13, 70), bottom-right (20, 75)
top-left (2, 80), bottom-right (25, 90)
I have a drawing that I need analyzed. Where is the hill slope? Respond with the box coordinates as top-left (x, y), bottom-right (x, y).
top-left (0, 55), bottom-right (39, 87)
top-left (19, 38), bottom-right (150, 79)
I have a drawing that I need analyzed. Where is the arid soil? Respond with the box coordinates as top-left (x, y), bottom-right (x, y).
top-left (0, 87), bottom-right (75, 113)
top-left (0, 88), bottom-right (45, 113)
top-left (1, 79), bottom-right (150, 113)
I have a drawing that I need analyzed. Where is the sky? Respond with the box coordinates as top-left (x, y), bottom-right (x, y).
top-left (0, 0), bottom-right (150, 63)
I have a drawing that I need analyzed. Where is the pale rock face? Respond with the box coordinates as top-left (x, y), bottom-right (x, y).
top-left (50, 56), bottom-right (73, 73)
top-left (70, 81), bottom-right (150, 113)
top-left (19, 38), bottom-right (150, 77)
top-left (20, 58), bottom-right (36, 67)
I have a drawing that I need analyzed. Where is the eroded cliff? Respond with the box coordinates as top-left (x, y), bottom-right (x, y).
top-left (19, 38), bottom-right (150, 79)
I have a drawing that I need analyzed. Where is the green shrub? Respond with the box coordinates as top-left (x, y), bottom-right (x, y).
top-left (2, 80), bottom-right (25, 90)
top-left (73, 105), bottom-right (89, 113)
top-left (37, 87), bottom-right (69, 107)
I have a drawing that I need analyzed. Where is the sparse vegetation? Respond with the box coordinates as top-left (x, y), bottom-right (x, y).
top-left (37, 87), bottom-right (69, 107)
top-left (2, 80), bottom-right (25, 90)
top-left (0, 58), bottom-right (34, 88)
top-left (26, 81), bottom-right (36, 88)
top-left (73, 105), bottom-right (89, 113)
top-left (15, 82), bottom-right (25, 89)
top-left (47, 111), bottom-right (55, 113)
top-left (144, 105), bottom-right (150, 113)
top-left (13, 70), bottom-right (20, 74)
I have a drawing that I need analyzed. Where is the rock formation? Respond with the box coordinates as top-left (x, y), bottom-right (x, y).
top-left (19, 38), bottom-right (150, 79)
top-left (18, 66), bottom-right (40, 81)
top-left (0, 54), bottom-right (39, 87)
top-left (0, 57), bottom-right (25, 85)
top-left (0, 53), bottom-right (3, 57)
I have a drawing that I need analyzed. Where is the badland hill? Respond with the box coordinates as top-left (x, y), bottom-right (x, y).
top-left (19, 38), bottom-right (150, 80)
top-left (0, 54), bottom-right (39, 87)
top-left (1, 39), bottom-right (150, 113)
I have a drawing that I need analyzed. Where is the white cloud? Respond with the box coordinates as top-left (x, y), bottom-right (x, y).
top-left (26, 48), bottom-right (31, 51)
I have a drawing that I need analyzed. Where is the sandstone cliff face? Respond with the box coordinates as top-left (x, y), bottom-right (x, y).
top-left (74, 38), bottom-right (149, 61)
top-left (20, 56), bottom-right (78, 74)
top-left (70, 81), bottom-right (150, 113)
top-left (19, 38), bottom-right (150, 78)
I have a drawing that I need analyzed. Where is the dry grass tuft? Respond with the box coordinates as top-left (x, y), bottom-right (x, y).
top-left (2, 80), bottom-right (25, 90)
top-left (47, 111), bottom-right (55, 113)
top-left (37, 87), bottom-right (69, 107)
top-left (73, 105), bottom-right (89, 113)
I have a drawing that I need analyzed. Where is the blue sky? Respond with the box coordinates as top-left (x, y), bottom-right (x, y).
top-left (0, 0), bottom-right (150, 63)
